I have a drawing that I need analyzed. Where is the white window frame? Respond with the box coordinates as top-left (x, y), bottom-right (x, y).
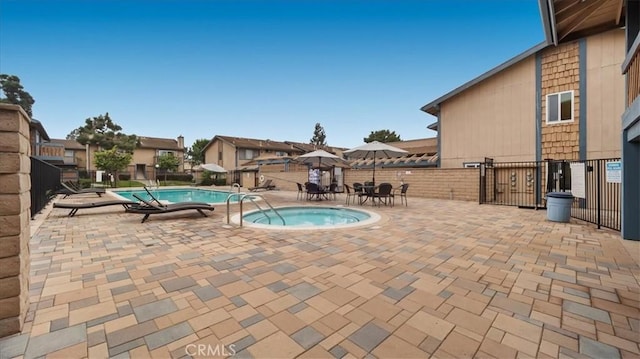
top-left (158, 150), bottom-right (175, 157)
top-left (546, 90), bottom-right (574, 124)
top-left (463, 162), bottom-right (481, 168)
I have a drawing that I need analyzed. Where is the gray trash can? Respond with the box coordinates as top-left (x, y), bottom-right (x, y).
top-left (546, 192), bottom-right (573, 222)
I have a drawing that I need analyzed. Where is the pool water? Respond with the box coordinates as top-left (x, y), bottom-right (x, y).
top-left (113, 188), bottom-right (240, 203)
top-left (242, 206), bottom-right (374, 227)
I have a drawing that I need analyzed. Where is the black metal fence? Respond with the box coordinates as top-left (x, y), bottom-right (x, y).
top-left (479, 159), bottom-right (547, 209)
top-left (480, 158), bottom-right (621, 231)
top-left (568, 159), bottom-right (621, 231)
top-left (31, 157), bottom-right (61, 218)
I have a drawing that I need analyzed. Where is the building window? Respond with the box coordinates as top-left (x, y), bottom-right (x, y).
top-left (546, 90), bottom-right (574, 124)
top-left (158, 150), bottom-right (175, 156)
top-left (275, 151), bottom-right (287, 157)
top-left (238, 149), bottom-right (257, 160)
top-left (463, 162), bottom-right (481, 168)
top-left (218, 151), bottom-right (223, 161)
top-left (64, 150), bottom-right (74, 157)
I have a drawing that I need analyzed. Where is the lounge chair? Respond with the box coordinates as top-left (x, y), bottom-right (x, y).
top-left (53, 200), bottom-right (137, 217)
top-left (55, 182), bottom-right (106, 199)
top-left (141, 186), bottom-right (211, 206)
top-left (126, 194), bottom-right (215, 223)
top-left (249, 179), bottom-right (276, 192)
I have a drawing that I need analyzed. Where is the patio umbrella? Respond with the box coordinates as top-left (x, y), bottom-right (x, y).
top-left (343, 141), bottom-right (408, 185)
top-left (198, 163), bottom-right (227, 173)
top-left (296, 149), bottom-right (344, 169)
top-left (296, 150), bottom-right (347, 185)
top-left (193, 163), bottom-right (227, 183)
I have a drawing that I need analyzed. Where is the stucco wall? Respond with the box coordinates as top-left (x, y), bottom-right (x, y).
top-left (439, 56), bottom-right (537, 168)
top-left (261, 167), bottom-right (479, 202)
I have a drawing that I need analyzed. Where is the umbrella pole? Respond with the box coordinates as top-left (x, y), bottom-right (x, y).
top-left (372, 151), bottom-right (376, 186)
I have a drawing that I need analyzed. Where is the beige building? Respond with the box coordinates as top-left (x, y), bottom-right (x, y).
top-left (202, 135), bottom-right (345, 186)
top-left (130, 136), bottom-right (185, 180)
top-left (51, 135), bottom-right (185, 180)
top-left (422, 29), bottom-right (625, 168)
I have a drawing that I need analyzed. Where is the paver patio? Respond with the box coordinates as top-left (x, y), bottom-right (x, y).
top-left (1, 189), bottom-right (638, 358)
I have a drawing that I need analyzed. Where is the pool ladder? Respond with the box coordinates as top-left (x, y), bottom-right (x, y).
top-left (225, 193), bottom-right (285, 227)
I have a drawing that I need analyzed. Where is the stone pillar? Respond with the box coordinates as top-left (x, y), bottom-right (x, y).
top-left (0, 104), bottom-right (31, 338)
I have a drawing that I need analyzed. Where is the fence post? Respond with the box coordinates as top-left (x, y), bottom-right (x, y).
top-left (479, 163), bottom-right (485, 204)
top-left (596, 160), bottom-right (601, 229)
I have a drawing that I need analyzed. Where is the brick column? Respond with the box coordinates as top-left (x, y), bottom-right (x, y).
top-left (0, 104), bottom-right (31, 338)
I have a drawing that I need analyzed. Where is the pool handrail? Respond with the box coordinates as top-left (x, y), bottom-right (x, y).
top-left (226, 193), bottom-right (285, 227)
top-left (230, 183), bottom-right (241, 193)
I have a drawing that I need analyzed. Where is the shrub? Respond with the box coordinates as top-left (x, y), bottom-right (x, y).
top-left (78, 170), bottom-right (89, 179)
top-left (200, 177), bottom-right (214, 186)
top-left (118, 173), bottom-right (131, 180)
top-left (78, 178), bottom-right (93, 188)
top-left (213, 178), bottom-right (227, 186)
top-left (164, 173), bottom-right (193, 182)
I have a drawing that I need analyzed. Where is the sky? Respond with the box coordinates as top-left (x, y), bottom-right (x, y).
top-left (0, 0), bottom-right (545, 149)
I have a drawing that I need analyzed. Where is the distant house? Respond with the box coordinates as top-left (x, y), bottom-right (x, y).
top-left (29, 119), bottom-right (62, 164)
top-left (50, 135), bottom-right (185, 181)
top-left (131, 136), bottom-right (185, 180)
top-left (202, 136), bottom-right (302, 185)
top-left (422, 28), bottom-right (625, 168)
top-left (202, 135), bottom-right (350, 186)
top-left (49, 138), bottom-right (86, 168)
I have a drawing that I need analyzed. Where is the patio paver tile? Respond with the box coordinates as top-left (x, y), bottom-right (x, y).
top-left (2, 190), bottom-right (638, 358)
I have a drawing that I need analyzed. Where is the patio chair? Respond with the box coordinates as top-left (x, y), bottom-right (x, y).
top-left (126, 194), bottom-right (215, 223)
top-left (344, 184), bottom-right (359, 205)
top-left (53, 200), bottom-right (137, 217)
top-left (296, 182), bottom-right (306, 200)
top-left (352, 182), bottom-right (365, 204)
top-left (305, 182), bottom-right (326, 200)
top-left (249, 179), bottom-right (276, 192)
top-left (328, 183), bottom-right (338, 200)
top-left (55, 182), bottom-right (106, 199)
top-left (372, 183), bottom-right (393, 207)
top-left (391, 183), bottom-right (409, 207)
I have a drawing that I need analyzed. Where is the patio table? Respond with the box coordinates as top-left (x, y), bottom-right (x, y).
top-left (359, 185), bottom-right (378, 205)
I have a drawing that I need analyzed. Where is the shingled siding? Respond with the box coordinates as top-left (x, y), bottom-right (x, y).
top-left (262, 168), bottom-right (479, 202)
top-left (541, 41), bottom-right (581, 160)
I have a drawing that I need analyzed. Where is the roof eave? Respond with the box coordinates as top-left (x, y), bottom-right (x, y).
top-left (538, 0), bottom-right (558, 46)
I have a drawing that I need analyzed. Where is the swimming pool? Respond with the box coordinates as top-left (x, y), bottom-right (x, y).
top-left (235, 206), bottom-right (380, 230)
top-left (112, 188), bottom-right (241, 204)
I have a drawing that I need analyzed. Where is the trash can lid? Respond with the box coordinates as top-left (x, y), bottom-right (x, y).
top-left (547, 191), bottom-right (573, 198)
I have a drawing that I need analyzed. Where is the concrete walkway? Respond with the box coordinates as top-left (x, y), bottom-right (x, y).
top-left (1, 189), bottom-right (638, 358)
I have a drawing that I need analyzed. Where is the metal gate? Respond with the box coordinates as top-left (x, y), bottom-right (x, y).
top-left (479, 158), bottom-right (621, 231)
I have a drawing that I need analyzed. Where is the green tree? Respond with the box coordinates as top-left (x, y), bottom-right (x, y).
top-left (0, 74), bottom-right (35, 117)
top-left (93, 147), bottom-right (132, 187)
top-left (67, 113), bottom-right (138, 153)
top-left (310, 123), bottom-right (327, 146)
top-left (157, 153), bottom-right (180, 183)
top-left (364, 129), bottom-right (401, 143)
top-left (188, 138), bottom-right (209, 165)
